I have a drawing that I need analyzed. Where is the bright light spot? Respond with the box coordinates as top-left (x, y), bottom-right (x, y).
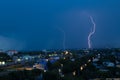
top-left (2, 61), bottom-right (5, 65)
top-left (25, 57), bottom-right (28, 60)
top-left (65, 51), bottom-right (68, 55)
top-left (44, 70), bottom-right (47, 72)
top-left (73, 71), bottom-right (76, 76)
top-left (46, 59), bottom-right (48, 62)
top-left (17, 59), bottom-right (21, 62)
top-left (49, 54), bottom-right (52, 57)
top-left (58, 69), bottom-right (61, 73)
top-left (80, 66), bottom-right (83, 71)
top-left (85, 64), bottom-right (87, 66)
top-left (88, 59), bottom-right (91, 62)
top-left (33, 65), bottom-right (36, 68)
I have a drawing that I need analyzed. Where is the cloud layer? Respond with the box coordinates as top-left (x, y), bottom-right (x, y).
top-left (0, 36), bottom-right (25, 50)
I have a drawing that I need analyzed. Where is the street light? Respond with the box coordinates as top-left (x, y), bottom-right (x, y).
top-left (46, 59), bottom-right (48, 62)
top-left (73, 71), bottom-right (76, 76)
top-left (80, 66), bottom-right (83, 71)
top-left (65, 51), bottom-right (68, 55)
top-left (85, 64), bottom-right (87, 66)
top-left (58, 69), bottom-right (61, 73)
top-left (2, 61), bottom-right (5, 65)
top-left (0, 61), bottom-right (5, 65)
top-left (88, 59), bottom-right (91, 63)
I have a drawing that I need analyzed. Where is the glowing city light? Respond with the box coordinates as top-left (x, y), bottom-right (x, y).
top-left (17, 59), bottom-right (21, 62)
top-left (0, 61), bottom-right (5, 65)
top-left (88, 59), bottom-right (91, 63)
top-left (80, 66), bottom-right (83, 71)
top-left (65, 51), bottom-right (69, 55)
top-left (73, 71), bottom-right (76, 76)
top-left (58, 69), bottom-right (61, 73)
top-left (46, 59), bottom-right (49, 62)
top-left (85, 64), bottom-right (87, 66)
top-left (44, 70), bottom-right (47, 72)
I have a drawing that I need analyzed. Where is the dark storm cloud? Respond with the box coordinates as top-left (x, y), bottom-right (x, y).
top-left (0, 35), bottom-right (25, 50)
top-left (0, 0), bottom-right (120, 50)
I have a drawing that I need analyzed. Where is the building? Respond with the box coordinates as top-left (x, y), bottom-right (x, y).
top-left (103, 62), bottom-right (115, 67)
top-left (6, 50), bottom-right (18, 56)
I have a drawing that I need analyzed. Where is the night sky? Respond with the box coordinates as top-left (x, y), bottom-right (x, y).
top-left (0, 0), bottom-right (120, 50)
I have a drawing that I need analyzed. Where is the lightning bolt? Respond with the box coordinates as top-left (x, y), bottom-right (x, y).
top-left (88, 16), bottom-right (96, 49)
top-left (60, 28), bottom-right (66, 50)
top-left (56, 27), bottom-right (66, 50)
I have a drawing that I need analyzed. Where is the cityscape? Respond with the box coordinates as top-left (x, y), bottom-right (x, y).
top-left (0, 0), bottom-right (120, 80)
top-left (0, 48), bottom-right (120, 80)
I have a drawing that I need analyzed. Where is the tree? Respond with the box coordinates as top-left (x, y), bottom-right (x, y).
top-left (43, 70), bottom-right (60, 80)
top-left (46, 61), bottom-right (52, 70)
top-left (0, 53), bottom-right (12, 62)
